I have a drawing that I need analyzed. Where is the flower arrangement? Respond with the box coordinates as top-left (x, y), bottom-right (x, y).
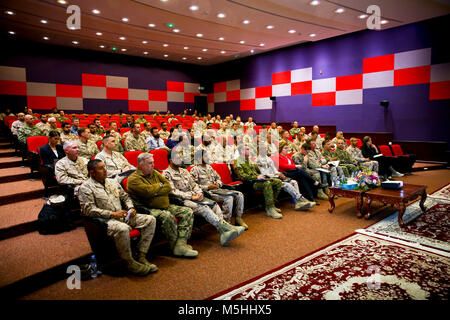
top-left (355, 170), bottom-right (381, 191)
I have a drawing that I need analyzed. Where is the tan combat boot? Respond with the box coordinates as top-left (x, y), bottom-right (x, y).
top-left (136, 252), bottom-right (158, 273)
top-left (173, 238), bottom-right (198, 258)
top-left (235, 216), bottom-right (248, 230)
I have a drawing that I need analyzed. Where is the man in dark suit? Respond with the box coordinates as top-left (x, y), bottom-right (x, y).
top-left (122, 116), bottom-right (134, 128)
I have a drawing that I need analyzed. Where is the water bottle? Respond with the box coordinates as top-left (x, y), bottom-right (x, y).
top-left (90, 254), bottom-right (98, 279)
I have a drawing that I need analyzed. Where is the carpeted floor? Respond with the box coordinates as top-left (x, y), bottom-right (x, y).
top-left (20, 169), bottom-right (450, 300)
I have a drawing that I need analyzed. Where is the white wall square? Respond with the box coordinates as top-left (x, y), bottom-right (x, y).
top-left (363, 70), bottom-right (394, 89)
top-left (312, 78), bottom-right (336, 93)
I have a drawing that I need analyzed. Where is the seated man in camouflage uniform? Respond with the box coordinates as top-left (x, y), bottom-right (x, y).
top-left (78, 159), bottom-right (157, 276)
top-left (95, 135), bottom-right (135, 182)
top-left (346, 138), bottom-right (379, 172)
top-left (321, 140), bottom-right (346, 178)
top-left (60, 122), bottom-right (79, 145)
top-left (78, 127), bottom-right (99, 160)
top-left (57, 110), bottom-right (70, 123)
top-left (334, 138), bottom-right (359, 177)
top-left (46, 117), bottom-right (62, 136)
top-left (17, 114), bottom-right (44, 145)
top-left (190, 149), bottom-right (248, 230)
top-left (289, 121), bottom-right (301, 139)
top-left (124, 123), bottom-right (149, 152)
top-left (104, 122), bottom-right (124, 153)
top-left (88, 123), bottom-right (102, 143)
top-left (158, 122), bottom-right (171, 140)
top-left (306, 140), bottom-right (334, 198)
top-left (134, 115), bottom-right (147, 124)
top-left (127, 153), bottom-right (198, 258)
top-left (234, 145), bottom-right (283, 219)
top-left (93, 118), bottom-right (106, 135)
top-left (55, 141), bottom-right (88, 197)
top-left (163, 150), bottom-right (245, 246)
top-left (36, 114), bottom-right (51, 134)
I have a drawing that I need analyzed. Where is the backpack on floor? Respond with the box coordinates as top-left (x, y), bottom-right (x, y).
top-left (37, 196), bottom-right (75, 234)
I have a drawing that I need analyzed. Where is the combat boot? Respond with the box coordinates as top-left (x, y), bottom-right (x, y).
top-left (136, 252), bottom-right (158, 273)
top-left (299, 196), bottom-right (315, 208)
top-left (127, 259), bottom-right (154, 276)
top-left (173, 238), bottom-right (198, 258)
top-left (235, 217), bottom-right (248, 230)
top-left (217, 221), bottom-right (239, 246)
top-left (294, 199), bottom-right (311, 211)
top-left (223, 221), bottom-right (245, 236)
top-left (266, 207), bottom-right (282, 219)
top-left (317, 189), bottom-right (328, 200)
top-left (274, 207), bottom-right (282, 213)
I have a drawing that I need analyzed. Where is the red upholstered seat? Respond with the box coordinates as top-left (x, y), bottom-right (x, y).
top-left (211, 123), bottom-right (220, 129)
top-left (27, 136), bottom-right (48, 153)
top-left (211, 163), bottom-right (242, 186)
top-left (121, 177), bottom-right (128, 192)
top-left (391, 144), bottom-right (405, 156)
top-left (124, 151), bottom-right (144, 168)
top-left (120, 127), bottom-right (130, 134)
top-left (150, 148), bottom-right (169, 171)
top-left (129, 229), bottom-right (141, 239)
top-left (345, 139), bottom-right (351, 147)
top-left (379, 145), bottom-right (394, 157)
top-left (96, 140), bottom-right (103, 151)
top-left (356, 138), bottom-right (363, 149)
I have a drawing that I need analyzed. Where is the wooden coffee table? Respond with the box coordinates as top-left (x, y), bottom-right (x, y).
top-left (363, 184), bottom-right (427, 226)
top-left (328, 187), bottom-right (366, 218)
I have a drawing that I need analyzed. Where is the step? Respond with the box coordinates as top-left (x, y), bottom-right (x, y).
top-left (0, 142), bottom-right (12, 149)
top-left (0, 198), bottom-right (47, 240)
top-left (0, 148), bottom-right (15, 157)
top-left (0, 228), bottom-right (92, 291)
top-left (0, 157), bottom-right (24, 169)
top-left (411, 161), bottom-right (446, 172)
top-left (0, 166), bottom-right (31, 183)
top-left (0, 179), bottom-right (44, 204)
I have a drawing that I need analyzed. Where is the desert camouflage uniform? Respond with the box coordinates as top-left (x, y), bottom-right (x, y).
top-left (321, 149), bottom-right (346, 177)
top-left (333, 148), bottom-right (359, 177)
top-left (158, 129), bottom-right (171, 140)
top-left (60, 131), bottom-right (79, 144)
top-left (291, 152), bottom-right (321, 182)
top-left (346, 145), bottom-right (379, 172)
top-left (124, 134), bottom-right (149, 152)
top-left (307, 149), bottom-right (339, 181)
top-left (134, 118), bottom-right (147, 124)
top-left (233, 158), bottom-right (282, 209)
top-left (36, 122), bottom-right (51, 134)
top-left (89, 133), bottom-right (102, 143)
top-left (54, 156), bottom-right (88, 196)
top-left (289, 127), bottom-right (301, 138)
top-left (162, 165), bottom-right (224, 228)
top-left (78, 140), bottom-right (99, 160)
top-left (141, 130), bottom-right (152, 141)
top-left (17, 125), bottom-right (44, 144)
top-left (78, 177), bottom-right (155, 264)
top-left (190, 164), bottom-right (244, 221)
top-left (11, 120), bottom-right (25, 136)
top-left (95, 150), bottom-right (135, 179)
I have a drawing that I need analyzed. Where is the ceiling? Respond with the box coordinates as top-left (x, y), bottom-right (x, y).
top-left (1, 0), bottom-right (449, 65)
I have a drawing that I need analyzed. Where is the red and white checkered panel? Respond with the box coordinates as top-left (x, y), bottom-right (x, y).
top-left (166, 81), bottom-right (200, 104)
top-left (0, 66), bottom-right (27, 96)
top-left (430, 62), bottom-right (450, 100)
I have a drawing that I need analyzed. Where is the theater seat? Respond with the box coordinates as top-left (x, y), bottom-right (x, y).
top-left (27, 136), bottom-right (49, 177)
top-left (211, 163), bottom-right (242, 188)
top-left (96, 140), bottom-right (103, 151)
top-left (124, 151), bottom-right (143, 168)
top-left (391, 144), bottom-right (416, 173)
top-left (379, 145), bottom-right (395, 157)
top-left (150, 148), bottom-right (169, 171)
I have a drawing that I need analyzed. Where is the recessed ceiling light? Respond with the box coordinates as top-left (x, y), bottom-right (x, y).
top-left (43, 36), bottom-right (50, 40)
top-left (161, 0), bottom-right (168, 2)
top-left (334, 8), bottom-right (345, 13)
top-left (57, 0), bottom-right (67, 4)
top-left (40, 19), bottom-right (48, 24)
top-left (196, 33), bottom-right (203, 37)
top-left (197, 57), bottom-right (202, 60)
top-left (163, 43), bottom-right (169, 47)
top-left (309, 0), bottom-right (320, 5)
top-left (288, 29), bottom-right (296, 34)
top-left (92, 9), bottom-right (100, 14)
top-left (309, 33), bottom-right (316, 37)
top-left (173, 29), bottom-right (180, 33)
top-left (96, 32), bottom-right (102, 36)
top-left (239, 40), bottom-right (245, 44)
top-left (218, 37), bottom-right (225, 41)
top-left (164, 54), bottom-right (169, 57)
top-left (217, 13), bottom-right (226, 18)
top-left (182, 57), bottom-right (187, 60)
top-left (358, 14), bottom-right (368, 19)
top-left (381, 20), bottom-right (389, 24)
top-left (122, 17), bottom-right (129, 22)
top-left (144, 51), bottom-right (148, 55)
top-left (99, 45), bottom-right (105, 48)
top-left (242, 20), bottom-right (250, 24)
top-left (148, 23), bottom-right (155, 27)
top-left (189, 5), bottom-right (199, 11)
top-left (184, 46), bottom-right (189, 50)
top-left (220, 50), bottom-right (226, 54)
top-left (142, 40), bottom-right (148, 44)
top-left (266, 25), bottom-right (274, 29)
top-left (5, 10), bottom-right (15, 15)
top-left (72, 41), bottom-right (79, 44)
top-left (202, 48), bottom-right (208, 52)
top-left (8, 31), bottom-right (15, 35)
top-left (250, 49), bottom-right (254, 53)
top-left (121, 48), bottom-right (127, 52)
top-left (259, 43), bottom-right (265, 46)
top-left (119, 36), bottom-right (126, 40)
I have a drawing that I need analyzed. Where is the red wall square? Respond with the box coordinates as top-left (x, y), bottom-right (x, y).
top-left (272, 71), bottom-right (291, 85)
top-left (149, 90), bottom-right (167, 101)
top-left (429, 81), bottom-right (450, 100)
top-left (291, 81), bottom-right (312, 95)
top-left (129, 100), bottom-right (149, 111)
top-left (226, 90), bottom-right (241, 101)
top-left (27, 96), bottom-right (57, 110)
top-left (336, 74), bottom-right (363, 91)
top-left (394, 66), bottom-right (431, 86)
top-left (184, 93), bottom-right (199, 103)
top-left (0, 80), bottom-right (27, 95)
top-left (255, 86), bottom-right (272, 98)
top-left (107, 88), bottom-right (128, 100)
top-left (363, 54), bottom-right (395, 74)
top-left (240, 99), bottom-right (255, 110)
top-left (56, 84), bottom-right (83, 98)
top-left (167, 81), bottom-right (185, 92)
top-left (312, 92), bottom-right (336, 107)
top-left (82, 74), bottom-right (106, 87)
top-left (207, 93), bottom-right (214, 103)
top-left (214, 82), bottom-right (227, 93)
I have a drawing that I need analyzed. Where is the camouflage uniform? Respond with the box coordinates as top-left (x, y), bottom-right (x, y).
top-left (124, 134), bottom-right (149, 152)
top-left (36, 122), bottom-right (51, 134)
top-left (57, 116), bottom-right (70, 124)
top-left (233, 159), bottom-right (282, 209)
top-left (162, 165), bottom-right (224, 228)
top-left (54, 156), bottom-right (88, 196)
top-left (243, 134), bottom-right (258, 158)
top-left (141, 130), bottom-right (152, 141)
top-left (291, 152), bottom-right (321, 182)
top-left (78, 140), bottom-right (99, 160)
top-left (95, 150), bottom-right (135, 179)
top-left (11, 120), bottom-right (25, 136)
top-left (89, 133), bottom-right (102, 143)
top-left (135, 118), bottom-right (147, 124)
top-left (190, 164), bottom-right (244, 222)
top-left (333, 148), bottom-right (359, 177)
top-left (307, 149), bottom-right (339, 181)
top-left (17, 125), bottom-right (44, 144)
top-left (172, 144), bottom-right (195, 167)
top-left (126, 169), bottom-right (194, 244)
top-left (289, 127), bottom-right (300, 138)
top-left (158, 129), bottom-right (170, 140)
top-left (346, 146), bottom-right (379, 172)
top-left (78, 177), bottom-right (156, 265)
top-left (60, 132), bottom-right (79, 144)
top-left (321, 149), bottom-right (345, 177)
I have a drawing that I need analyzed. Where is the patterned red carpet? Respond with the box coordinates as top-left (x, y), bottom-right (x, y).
top-left (211, 233), bottom-right (449, 300)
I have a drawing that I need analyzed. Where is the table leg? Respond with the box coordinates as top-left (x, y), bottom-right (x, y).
top-left (397, 201), bottom-right (406, 227)
top-left (364, 198), bottom-right (372, 219)
top-left (328, 191), bottom-right (335, 213)
top-left (356, 196), bottom-right (363, 218)
top-left (419, 190), bottom-right (427, 212)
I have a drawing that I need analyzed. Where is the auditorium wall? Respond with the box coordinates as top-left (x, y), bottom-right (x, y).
top-left (207, 15), bottom-right (450, 143)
